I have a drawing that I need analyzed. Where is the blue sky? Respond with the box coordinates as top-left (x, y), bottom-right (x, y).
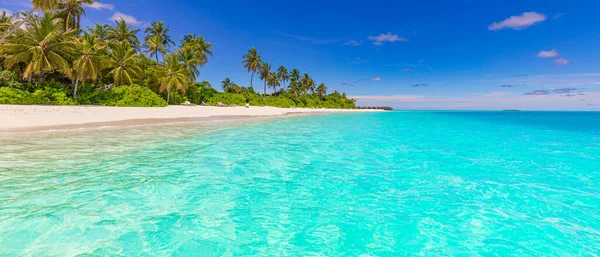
top-left (2, 0), bottom-right (600, 110)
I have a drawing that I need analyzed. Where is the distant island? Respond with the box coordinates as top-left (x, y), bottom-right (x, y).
top-left (0, 1), bottom-right (356, 109)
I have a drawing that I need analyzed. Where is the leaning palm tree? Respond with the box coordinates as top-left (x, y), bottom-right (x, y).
top-left (259, 62), bottom-right (271, 96)
top-left (106, 19), bottom-right (140, 49)
top-left (267, 72), bottom-right (280, 96)
top-left (158, 54), bottom-right (190, 103)
top-left (242, 47), bottom-right (262, 91)
top-left (33, 0), bottom-right (60, 11)
top-left (316, 83), bottom-right (327, 99)
top-left (276, 66), bottom-right (289, 89)
top-left (71, 32), bottom-right (107, 99)
top-left (0, 12), bottom-right (77, 81)
top-left (57, 0), bottom-right (93, 31)
top-left (105, 41), bottom-right (142, 86)
top-left (143, 35), bottom-right (166, 62)
top-left (176, 46), bottom-right (201, 81)
top-left (221, 77), bottom-right (234, 92)
top-left (144, 21), bottom-right (174, 61)
top-left (181, 34), bottom-right (212, 64)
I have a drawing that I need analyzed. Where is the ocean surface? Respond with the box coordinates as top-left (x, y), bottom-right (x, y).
top-left (1, 111), bottom-right (600, 256)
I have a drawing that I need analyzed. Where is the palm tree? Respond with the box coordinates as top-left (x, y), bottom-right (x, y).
top-left (176, 46), bottom-right (201, 82)
top-left (316, 83), bottom-right (327, 99)
top-left (0, 11), bottom-right (14, 36)
top-left (143, 35), bottom-right (166, 62)
top-left (242, 47), bottom-right (262, 91)
top-left (144, 21), bottom-right (174, 61)
top-left (267, 72), bottom-right (280, 96)
top-left (0, 12), bottom-right (77, 81)
top-left (33, 0), bottom-right (60, 11)
top-left (57, 0), bottom-right (93, 31)
top-left (158, 54), bottom-right (190, 103)
top-left (181, 34), bottom-right (212, 64)
top-left (289, 69), bottom-right (300, 96)
top-left (71, 32), bottom-right (107, 99)
top-left (259, 62), bottom-right (271, 96)
top-left (276, 66), bottom-right (289, 89)
top-left (88, 23), bottom-right (110, 40)
top-left (105, 41), bottom-right (142, 86)
top-left (106, 19), bottom-right (140, 49)
top-left (301, 73), bottom-right (314, 95)
top-left (221, 77), bottom-right (234, 92)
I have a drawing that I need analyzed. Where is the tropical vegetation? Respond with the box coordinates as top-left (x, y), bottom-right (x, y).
top-left (0, 1), bottom-right (356, 108)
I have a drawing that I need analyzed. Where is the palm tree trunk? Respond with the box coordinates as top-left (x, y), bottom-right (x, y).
top-left (73, 79), bottom-right (79, 100)
top-left (167, 90), bottom-right (171, 104)
top-left (155, 53), bottom-right (159, 62)
top-left (250, 71), bottom-right (254, 90)
top-left (264, 81), bottom-right (267, 96)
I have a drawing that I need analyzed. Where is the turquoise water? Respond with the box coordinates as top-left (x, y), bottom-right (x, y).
top-left (1, 111), bottom-right (600, 256)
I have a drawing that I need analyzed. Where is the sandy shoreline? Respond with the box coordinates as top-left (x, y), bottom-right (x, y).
top-left (0, 105), bottom-right (381, 132)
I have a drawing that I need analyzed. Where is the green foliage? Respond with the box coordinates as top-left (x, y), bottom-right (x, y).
top-left (208, 93), bottom-right (246, 106)
top-left (187, 81), bottom-right (217, 104)
top-left (250, 96), bottom-right (296, 108)
top-left (79, 85), bottom-right (167, 107)
top-left (0, 87), bottom-right (76, 105)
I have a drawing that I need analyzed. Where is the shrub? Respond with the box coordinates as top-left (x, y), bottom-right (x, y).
top-left (208, 93), bottom-right (247, 106)
top-left (187, 82), bottom-right (217, 104)
top-left (79, 85), bottom-right (167, 107)
top-left (0, 87), bottom-right (76, 105)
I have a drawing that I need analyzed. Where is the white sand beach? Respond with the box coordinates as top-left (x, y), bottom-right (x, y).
top-left (0, 105), bottom-right (381, 132)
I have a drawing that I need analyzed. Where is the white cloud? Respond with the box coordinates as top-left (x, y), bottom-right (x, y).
top-left (86, 1), bottom-right (114, 10)
top-left (110, 12), bottom-right (141, 25)
top-left (372, 77), bottom-right (382, 81)
top-left (403, 68), bottom-right (411, 72)
top-left (368, 32), bottom-right (408, 45)
top-left (537, 49), bottom-right (559, 58)
top-left (488, 12), bottom-right (546, 31)
top-left (554, 58), bottom-right (571, 66)
top-left (342, 40), bottom-right (361, 46)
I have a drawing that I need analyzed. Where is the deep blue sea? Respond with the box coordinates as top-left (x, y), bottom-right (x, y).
top-left (1, 111), bottom-right (600, 256)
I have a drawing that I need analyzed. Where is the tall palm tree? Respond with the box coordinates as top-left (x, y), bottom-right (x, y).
top-left (105, 41), bottom-right (142, 86)
top-left (316, 83), bottom-right (327, 99)
top-left (242, 47), bottom-right (262, 91)
top-left (143, 35), bottom-right (166, 62)
top-left (88, 23), bottom-right (110, 40)
top-left (181, 34), bottom-right (212, 64)
top-left (158, 54), bottom-right (190, 103)
top-left (71, 32), bottom-right (107, 99)
top-left (176, 46), bottom-right (201, 82)
top-left (259, 62), bottom-right (271, 96)
top-left (0, 12), bottom-right (77, 81)
top-left (144, 21), bottom-right (174, 61)
top-left (106, 19), bottom-right (140, 49)
top-left (221, 77), bottom-right (233, 92)
top-left (276, 66), bottom-right (289, 89)
top-left (57, 0), bottom-right (93, 31)
top-left (301, 73), bottom-right (314, 95)
top-left (33, 0), bottom-right (60, 11)
top-left (289, 68), bottom-right (301, 96)
top-left (267, 72), bottom-right (280, 96)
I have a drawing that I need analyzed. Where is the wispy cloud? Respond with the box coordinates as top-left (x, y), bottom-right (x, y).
top-left (110, 12), bottom-right (141, 25)
top-left (524, 90), bottom-right (552, 95)
top-left (282, 32), bottom-right (339, 44)
top-left (553, 13), bottom-right (564, 19)
top-left (348, 57), bottom-right (368, 64)
top-left (411, 84), bottom-right (428, 87)
top-left (554, 58), bottom-right (571, 66)
top-left (372, 77), bottom-right (382, 81)
top-left (403, 68), bottom-right (411, 72)
top-left (0, 0), bottom-right (31, 8)
top-left (488, 12), bottom-right (546, 31)
top-left (368, 32), bottom-right (408, 46)
top-left (553, 88), bottom-right (578, 94)
top-left (537, 49), bottom-right (559, 58)
top-left (500, 84), bottom-right (525, 87)
top-left (86, 1), bottom-right (114, 10)
top-left (342, 40), bottom-right (361, 46)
